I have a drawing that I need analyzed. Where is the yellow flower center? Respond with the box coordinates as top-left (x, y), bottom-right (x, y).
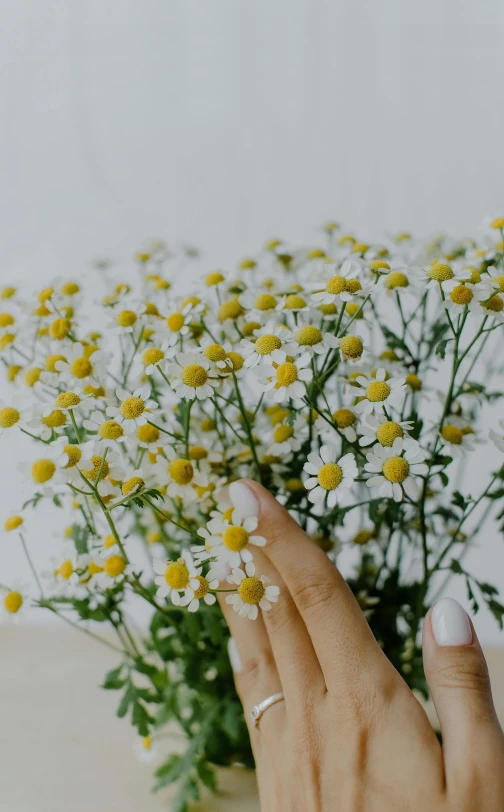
top-left (167, 313), bottom-right (185, 332)
top-left (142, 348), bottom-right (164, 366)
top-left (274, 425), bottom-right (294, 443)
top-left (225, 352), bottom-right (244, 372)
top-left (366, 381), bottom-right (391, 402)
top-left (122, 476), bottom-right (145, 495)
top-left (116, 310), bottom-right (137, 327)
top-left (340, 335), bottom-right (363, 359)
top-left (203, 343), bottom-right (227, 362)
top-left (492, 275), bottom-right (504, 292)
top-left (49, 318), bottom-right (72, 340)
top-left (382, 456), bottom-right (409, 482)
top-left (442, 424), bottom-right (463, 445)
top-left (296, 326), bottom-right (322, 346)
top-left (4, 591), bottom-right (23, 613)
top-left (242, 321), bottom-right (261, 337)
top-left (450, 285), bottom-right (473, 305)
top-left (376, 421), bottom-right (404, 446)
top-left (70, 357), bottom-right (93, 379)
top-left (4, 515), bottom-right (23, 531)
top-left (326, 276), bottom-right (347, 295)
top-left (255, 334), bottom-right (282, 355)
top-left (332, 408), bottom-right (355, 429)
top-left (369, 260), bottom-right (390, 273)
top-left (200, 417), bottom-right (215, 432)
top-left (352, 243), bottom-right (369, 255)
top-left (41, 410), bottom-right (67, 428)
top-left (428, 263), bottom-right (454, 282)
top-left (63, 444), bottom-right (82, 468)
top-left (168, 458), bottom-right (194, 485)
top-left (0, 313), bottom-right (14, 327)
top-left (384, 271), bottom-right (409, 289)
top-left (317, 462), bottom-right (343, 491)
top-left (284, 294), bottom-right (306, 309)
top-left (58, 560), bottom-right (74, 580)
top-left (55, 392), bottom-right (80, 409)
top-left (136, 424), bottom-right (159, 443)
top-left (223, 526), bottom-right (250, 552)
top-left (7, 365), bottom-right (22, 381)
top-left (483, 294), bottom-right (504, 312)
top-left (405, 373), bottom-right (422, 391)
top-left (61, 282), bottom-right (80, 296)
top-left (103, 534), bottom-right (116, 548)
top-left (238, 576), bottom-right (265, 605)
top-left (1, 286), bottom-right (16, 299)
top-left (189, 445), bottom-right (208, 460)
top-left (83, 456), bottom-right (110, 481)
top-left (120, 397), bottom-right (145, 419)
top-left (0, 407), bottom-right (20, 428)
top-left (164, 561), bottom-right (190, 589)
top-left (181, 364), bottom-right (208, 388)
top-left (88, 562), bottom-right (104, 576)
top-left (345, 302), bottom-right (362, 318)
top-left (254, 293), bottom-right (277, 310)
top-left (463, 267), bottom-right (481, 284)
top-left (285, 477), bottom-right (304, 492)
top-left (490, 217), bottom-right (504, 229)
top-left (99, 420), bottom-right (124, 440)
top-left (275, 362), bottom-right (298, 387)
top-left (218, 298), bottom-right (244, 322)
top-left (345, 279), bottom-right (362, 294)
top-left (352, 529), bottom-right (374, 545)
top-left (32, 459), bottom-right (56, 483)
top-left (104, 555), bottom-right (126, 577)
top-left (205, 271), bottom-right (225, 286)
top-left (38, 287), bottom-right (54, 302)
top-left (24, 368), bottom-right (41, 387)
top-left (84, 384), bottom-right (105, 398)
top-left (308, 248), bottom-right (326, 259)
top-left (193, 575), bottom-right (210, 599)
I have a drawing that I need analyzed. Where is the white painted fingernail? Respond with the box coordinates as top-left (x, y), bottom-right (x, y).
top-left (432, 598), bottom-right (472, 646)
top-left (228, 637), bottom-right (242, 673)
top-left (229, 480), bottom-right (259, 519)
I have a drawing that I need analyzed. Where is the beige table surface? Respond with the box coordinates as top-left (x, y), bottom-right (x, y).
top-left (1, 627), bottom-right (503, 812)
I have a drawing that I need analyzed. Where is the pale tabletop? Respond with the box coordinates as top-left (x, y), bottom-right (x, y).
top-left (1, 627), bottom-right (503, 812)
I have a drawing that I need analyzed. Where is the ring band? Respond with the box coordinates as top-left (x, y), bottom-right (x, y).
top-left (250, 692), bottom-right (285, 728)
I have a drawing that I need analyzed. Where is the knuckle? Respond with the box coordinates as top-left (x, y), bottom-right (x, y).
top-left (238, 647), bottom-right (277, 687)
top-left (435, 653), bottom-right (490, 694)
top-left (291, 575), bottom-right (335, 615)
top-left (262, 593), bottom-right (296, 635)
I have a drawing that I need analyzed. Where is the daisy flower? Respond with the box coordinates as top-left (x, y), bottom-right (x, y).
top-left (83, 409), bottom-right (130, 449)
top-left (107, 302), bottom-right (148, 335)
top-left (443, 282), bottom-right (479, 315)
top-left (157, 302), bottom-right (202, 347)
top-left (303, 445), bottom-right (358, 507)
top-left (166, 352), bottom-right (220, 401)
top-left (134, 736), bottom-right (159, 764)
top-left (78, 445), bottom-right (126, 496)
top-left (152, 445), bottom-right (208, 502)
top-left (439, 423), bottom-right (476, 459)
top-left (198, 509), bottom-right (266, 568)
top-left (291, 323), bottom-right (339, 357)
top-left (240, 323), bottom-right (294, 368)
top-left (423, 262), bottom-right (467, 293)
top-left (1, 582), bottom-right (29, 623)
top-left (153, 553), bottom-right (201, 605)
top-left (92, 550), bottom-right (131, 588)
top-left (365, 437), bottom-right (427, 502)
top-left (55, 342), bottom-right (108, 387)
top-left (358, 415), bottom-right (413, 448)
top-left (311, 259), bottom-right (362, 306)
top-left (18, 444), bottom-right (67, 496)
top-left (353, 368), bottom-right (406, 416)
top-left (106, 386), bottom-right (158, 434)
top-left (328, 407), bottom-right (358, 442)
top-left (42, 548), bottom-right (81, 595)
top-left (379, 263), bottom-right (423, 296)
top-left (257, 352), bottom-right (312, 402)
top-left (226, 561), bottom-right (280, 620)
top-left (476, 293), bottom-right (504, 322)
top-left (182, 573), bottom-right (219, 612)
top-left (490, 419), bottom-right (504, 453)
top-left (139, 340), bottom-right (173, 375)
top-left (0, 395), bottom-right (31, 438)
top-left (269, 416), bottom-right (306, 455)
top-left (474, 270), bottom-right (504, 302)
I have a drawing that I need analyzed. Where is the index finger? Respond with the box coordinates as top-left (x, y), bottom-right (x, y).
top-left (229, 479), bottom-right (393, 692)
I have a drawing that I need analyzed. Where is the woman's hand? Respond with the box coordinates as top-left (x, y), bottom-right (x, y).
top-left (220, 480), bottom-right (504, 812)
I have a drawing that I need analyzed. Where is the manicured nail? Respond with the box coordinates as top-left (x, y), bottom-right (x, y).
top-left (229, 480), bottom-right (260, 519)
top-left (432, 598), bottom-right (472, 646)
top-left (228, 637), bottom-right (242, 673)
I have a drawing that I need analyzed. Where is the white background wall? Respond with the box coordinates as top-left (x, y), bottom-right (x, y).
top-left (1, 0), bottom-right (504, 640)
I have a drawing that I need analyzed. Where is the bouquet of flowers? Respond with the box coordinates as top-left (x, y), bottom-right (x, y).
top-left (2, 219), bottom-right (504, 810)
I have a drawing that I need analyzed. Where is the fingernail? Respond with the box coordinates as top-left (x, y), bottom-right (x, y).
top-left (229, 480), bottom-right (260, 519)
top-left (228, 637), bottom-right (242, 673)
top-left (432, 598), bottom-right (472, 646)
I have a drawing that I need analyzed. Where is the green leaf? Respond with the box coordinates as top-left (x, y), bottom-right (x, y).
top-left (102, 664), bottom-right (126, 690)
top-left (487, 599), bottom-right (504, 630)
top-left (132, 700), bottom-right (153, 736)
top-left (117, 681), bottom-right (137, 718)
top-left (435, 338), bottom-right (451, 360)
top-left (196, 759), bottom-right (217, 791)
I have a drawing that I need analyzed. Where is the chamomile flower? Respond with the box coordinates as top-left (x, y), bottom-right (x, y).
top-left (423, 262), bottom-right (467, 293)
top-left (26, 404), bottom-right (69, 441)
top-left (365, 437), bottom-right (427, 502)
top-left (94, 551), bottom-right (131, 587)
top-left (42, 548), bottom-right (81, 594)
top-left (198, 510), bottom-right (266, 568)
top-left (269, 416), bottom-right (306, 455)
top-left (353, 368), bottom-right (406, 416)
top-left (106, 386), bottom-right (158, 434)
top-left (477, 293), bottom-right (504, 322)
top-left (182, 574), bottom-right (219, 612)
top-left (83, 409), bottom-right (129, 449)
top-left (257, 352), bottom-right (312, 402)
top-left (1, 582), bottom-right (29, 623)
top-left (330, 408), bottom-right (358, 442)
top-left (358, 415), bottom-right (413, 448)
top-left (474, 270), bottom-right (504, 302)
top-left (490, 419), bottom-right (504, 453)
top-left (225, 561), bottom-right (279, 620)
top-left (134, 736), bottom-right (159, 764)
top-left (18, 445), bottom-right (66, 496)
top-left (379, 263), bottom-right (423, 296)
top-left (158, 302), bottom-right (202, 346)
top-left (439, 423), bottom-right (475, 459)
top-left (55, 342), bottom-right (108, 386)
top-left (152, 445), bottom-right (208, 502)
top-left (153, 553), bottom-right (201, 605)
top-left (291, 323), bottom-right (339, 357)
top-left (303, 445), bottom-right (358, 507)
top-left (108, 302), bottom-right (146, 335)
top-left (0, 395), bottom-right (31, 438)
top-left (444, 283), bottom-right (478, 314)
top-left (139, 340), bottom-right (173, 375)
top-left (240, 323), bottom-right (294, 368)
top-left (166, 352), bottom-right (220, 400)
top-left (311, 260), bottom-right (362, 305)
top-left (78, 446), bottom-right (126, 496)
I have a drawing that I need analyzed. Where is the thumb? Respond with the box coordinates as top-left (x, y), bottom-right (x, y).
top-left (423, 598), bottom-right (504, 787)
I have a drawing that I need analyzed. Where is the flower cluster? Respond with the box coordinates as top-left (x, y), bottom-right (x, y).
top-left (2, 220), bottom-right (504, 804)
